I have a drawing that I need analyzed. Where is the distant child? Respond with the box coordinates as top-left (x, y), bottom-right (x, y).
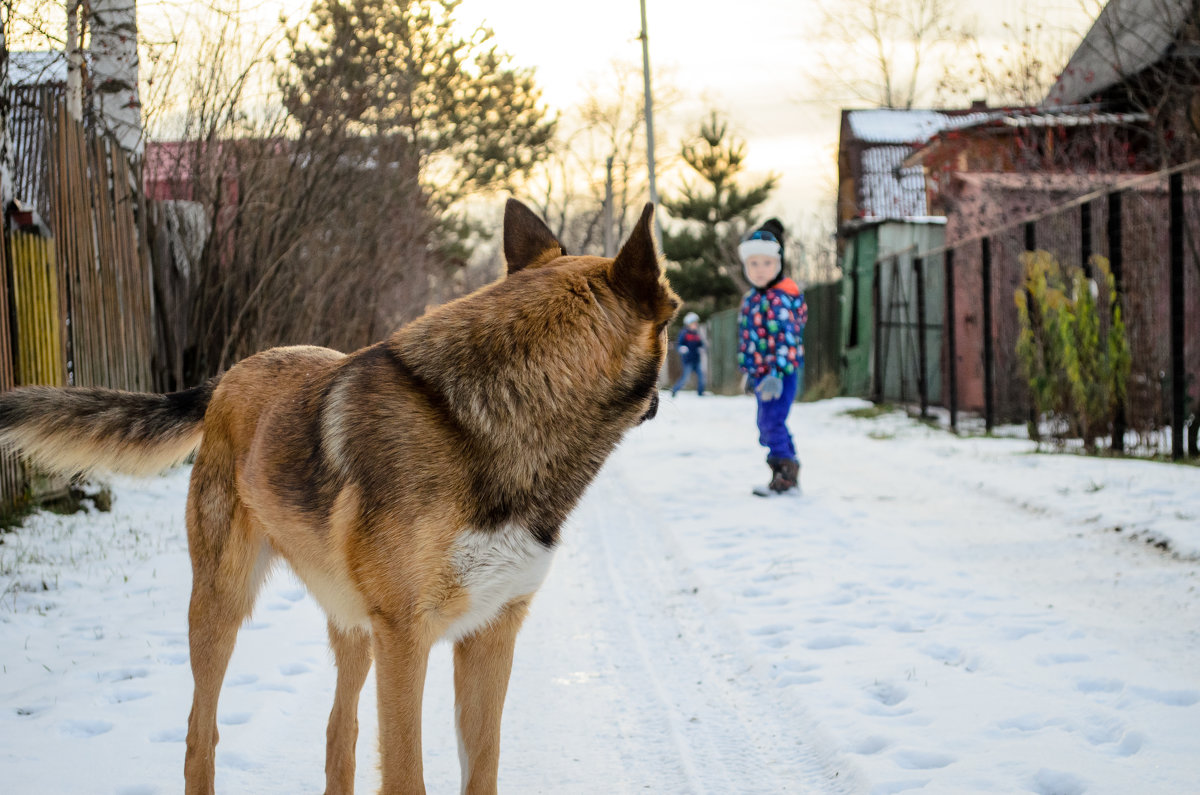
top-left (736, 220), bottom-right (807, 495)
top-left (672, 311), bottom-right (706, 397)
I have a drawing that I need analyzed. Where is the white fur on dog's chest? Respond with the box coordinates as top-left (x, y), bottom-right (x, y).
top-left (445, 525), bottom-right (555, 642)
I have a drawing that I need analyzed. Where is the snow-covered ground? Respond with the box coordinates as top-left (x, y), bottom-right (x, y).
top-left (1, 395), bottom-right (1198, 794)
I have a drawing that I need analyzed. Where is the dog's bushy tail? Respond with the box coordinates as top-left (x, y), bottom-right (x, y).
top-left (0, 379), bottom-right (219, 477)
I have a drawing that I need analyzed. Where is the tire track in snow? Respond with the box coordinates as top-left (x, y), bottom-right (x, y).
top-left (573, 465), bottom-right (864, 794)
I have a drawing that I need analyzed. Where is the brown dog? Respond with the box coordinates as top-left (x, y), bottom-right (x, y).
top-left (0, 200), bottom-right (679, 794)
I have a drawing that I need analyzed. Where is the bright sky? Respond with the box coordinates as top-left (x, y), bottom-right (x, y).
top-left (452, 0), bottom-right (1098, 229)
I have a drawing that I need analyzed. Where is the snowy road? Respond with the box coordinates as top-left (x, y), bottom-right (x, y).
top-left (2, 395), bottom-right (1198, 794)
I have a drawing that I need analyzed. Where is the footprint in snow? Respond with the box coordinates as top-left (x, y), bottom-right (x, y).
top-left (749, 623), bottom-right (791, 636)
top-left (255, 682), bottom-right (297, 693)
top-left (95, 667), bottom-right (149, 683)
top-left (150, 727), bottom-right (186, 743)
top-left (59, 719), bottom-right (114, 738)
top-left (219, 712), bottom-right (252, 726)
top-left (776, 673), bottom-right (820, 687)
top-left (921, 643), bottom-right (964, 665)
top-left (849, 735), bottom-right (889, 755)
top-left (1075, 677), bottom-right (1123, 694)
top-left (1079, 715), bottom-right (1127, 746)
top-left (886, 576), bottom-right (925, 590)
top-left (1030, 768), bottom-right (1088, 795)
top-left (224, 673), bottom-right (258, 687)
top-left (867, 681), bottom-right (909, 706)
top-left (277, 587), bottom-right (306, 602)
top-left (157, 651), bottom-right (189, 666)
top-left (999, 625), bottom-right (1043, 641)
top-left (1036, 652), bottom-right (1090, 666)
top-left (106, 687), bottom-right (152, 704)
top-left (774, 659), bottom-right (819, 673)
top-left (1126, 686), bottom-right (1200, 707)
top-left (805, 635), bottom-right (862, 650)
top-left (892, 749), bottom-right (955, 770)
top-left (280, 661), bottom-right (312, 676)
top-left (995, 714), bottom-right (1054, 733)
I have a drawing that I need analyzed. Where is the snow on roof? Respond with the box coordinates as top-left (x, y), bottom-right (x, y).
top-left (7, 51), bottom-right (68, 86)
top-left (847, 109), bottom-right (950, 144)
top-left (1043, 0), bottom-right (1194, 107)
top-left (1001, 110), bottom-right (1150, 127)
top-left (859, 145), bottom-right (929, 218)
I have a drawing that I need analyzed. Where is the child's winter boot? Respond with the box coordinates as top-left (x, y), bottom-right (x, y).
top-left (768, 457), bottom-right (800, 493)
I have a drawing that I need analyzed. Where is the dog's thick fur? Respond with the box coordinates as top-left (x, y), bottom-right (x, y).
top-left (0, 200), bottom-right (679, 794)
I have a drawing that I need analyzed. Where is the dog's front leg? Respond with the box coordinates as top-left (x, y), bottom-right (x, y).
top-left (453, 598), bottom-right (532, 795)
top-left (372, 614), bottom-right (433, 795)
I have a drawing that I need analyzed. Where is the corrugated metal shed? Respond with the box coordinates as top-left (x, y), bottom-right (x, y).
top-left (1043, 0), bottom-right (1194, 107)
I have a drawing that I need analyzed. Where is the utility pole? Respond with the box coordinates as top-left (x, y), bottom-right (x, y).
top-left (638, 0), bottom-right (664, 245)
top-left (603, 155), bottom-right (615, 257)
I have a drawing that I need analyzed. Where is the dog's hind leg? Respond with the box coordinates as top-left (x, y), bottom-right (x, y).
top-left (183, 475), bottom-right (273, 795)
top-left (453, 598), bottom-right (531, 795)
top-left (324, 622), bottom-right (372, 795)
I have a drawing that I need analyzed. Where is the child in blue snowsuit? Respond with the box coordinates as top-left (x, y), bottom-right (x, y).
top-left (671, 311), bottom-right (706, 396)
top-left (737, 221), bottom-right (807, 494)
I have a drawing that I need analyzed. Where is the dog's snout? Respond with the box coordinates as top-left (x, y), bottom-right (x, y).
top-left (639, 392), bottom-right (659, 424)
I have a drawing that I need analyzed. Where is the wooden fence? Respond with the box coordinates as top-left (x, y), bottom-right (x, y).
top-left (1, 93), bottom-right (156, 514)
top-left (49, 100), bottom-right (155, 392)
top-left (8, 232), bottom-right (66, 386)
top-left (0, 229), bottom-right (23, 513)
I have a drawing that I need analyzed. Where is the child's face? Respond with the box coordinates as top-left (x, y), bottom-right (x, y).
top-left (744, 254), bottom-right (780, 288)
top-left (687, 321), bottom-right (699, 329)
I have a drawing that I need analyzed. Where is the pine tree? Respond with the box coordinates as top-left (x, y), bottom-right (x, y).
top-left (283, 0), bottom-right (556, 220)
top-left (661, 112), bottom-right (777, 313)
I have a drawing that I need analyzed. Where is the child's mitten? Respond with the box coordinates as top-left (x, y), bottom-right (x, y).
top-left (756, 375), bottom-right (783, 401)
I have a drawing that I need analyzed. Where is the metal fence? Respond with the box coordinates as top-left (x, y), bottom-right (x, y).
top-left (873, 161), bottom-right (1200, 459)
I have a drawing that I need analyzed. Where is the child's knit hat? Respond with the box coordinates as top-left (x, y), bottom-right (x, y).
top-left (738, 229), bottom-right (782, 263)
top-left (683, 311), bottom-right (700, 324)
top-left (739, 218), bottom-right (787, 287)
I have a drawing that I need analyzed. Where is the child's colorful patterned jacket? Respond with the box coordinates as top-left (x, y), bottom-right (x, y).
top-left (737, 277), bottom-right (807, 378)
top-left (676, 328), bottom-right (704, 365)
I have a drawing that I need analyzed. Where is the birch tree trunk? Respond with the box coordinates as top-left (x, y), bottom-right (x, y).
top-left (89, 0), bottom-right (142, 158)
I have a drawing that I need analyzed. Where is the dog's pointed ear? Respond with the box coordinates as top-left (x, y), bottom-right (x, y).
top-left (611, 202), bottom-right (666, 310)
top-left (504, 199), bottom-right (566, 274)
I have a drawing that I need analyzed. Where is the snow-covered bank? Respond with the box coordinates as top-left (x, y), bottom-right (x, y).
top-left (1, 395), bottom-right (1197, 794)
